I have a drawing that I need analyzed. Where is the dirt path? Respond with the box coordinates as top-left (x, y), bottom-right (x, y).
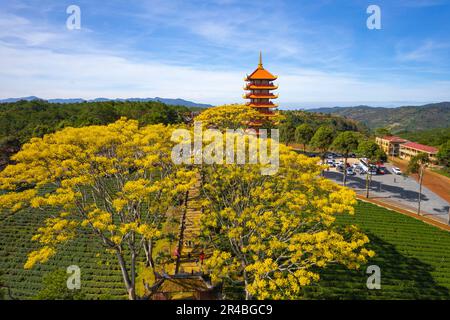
top-left (175, 175), bottom-right (205, 275)
top-left (390, 158), bottom-right (450, 204)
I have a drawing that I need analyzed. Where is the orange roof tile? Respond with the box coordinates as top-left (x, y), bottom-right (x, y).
top-left (246, 67), bottom-right (277, 80)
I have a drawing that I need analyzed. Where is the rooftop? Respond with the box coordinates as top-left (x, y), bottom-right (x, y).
top-left (401, 141), bottom-right (439, 154)
top-left (245, 52), bottom-right (277, 81)
top-left (381, 135), bottom-right (408, 143)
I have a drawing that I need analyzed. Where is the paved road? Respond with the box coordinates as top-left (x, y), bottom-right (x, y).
top-left (324, 161), bottom-right (450, 223)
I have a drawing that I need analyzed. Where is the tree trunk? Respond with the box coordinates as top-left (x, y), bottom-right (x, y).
top-left (343, 156), bottom-right (348, 186)
top-left (321, 151), bottom-right (326, 176)
top-left (116, 251), bottom-right (136, 300)
top-left (127, 287), bottom-right (136, 300)
top-left (243, 269), bottom-right (252, 300)
top-left (245, 287), bottom-right (251, 300)
top-left (144, 240), bottom-right (156, 275)
top-left (448, 207), bottom-right (450, 225)
top-left (365, 171), bottom-right (370, 198)
top-left (418, 166), bottom-right (424, 216)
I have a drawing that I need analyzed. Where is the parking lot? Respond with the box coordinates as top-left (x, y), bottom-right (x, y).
top-left (323, 157), bottom-right (450, 222)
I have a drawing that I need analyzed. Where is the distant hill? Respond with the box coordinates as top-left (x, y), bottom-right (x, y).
top-left (0, 96), bottom-right (212, 108)
top-left (308, 102), bottom-right (450, 133)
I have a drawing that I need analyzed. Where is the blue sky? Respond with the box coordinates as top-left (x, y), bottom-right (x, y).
top-left (1, 0), bottom-right (450, 108)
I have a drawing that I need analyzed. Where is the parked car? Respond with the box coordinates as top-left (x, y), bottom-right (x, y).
top-left (337, 164), bottom-right (345, 172)
top-left (392, 167), bottom-right (402, 175)
top-left (346, 168), bottom-right (355, 175)
top-left (326, 160), bottom-right (336, 167)
top-left (377, 166), bottom-right (387, 175)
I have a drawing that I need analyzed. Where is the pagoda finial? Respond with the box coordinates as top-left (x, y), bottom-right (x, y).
top-left (258, 51), bottom-right (263, 69)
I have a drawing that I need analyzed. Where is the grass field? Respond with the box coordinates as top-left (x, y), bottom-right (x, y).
top-left (1, 201), bottom-right (450, 300)
top-left (304, 201), bottom-right (450, 299)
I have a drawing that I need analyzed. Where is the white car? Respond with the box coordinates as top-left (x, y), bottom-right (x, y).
top-left (392, 167), bottom-right (402, 175)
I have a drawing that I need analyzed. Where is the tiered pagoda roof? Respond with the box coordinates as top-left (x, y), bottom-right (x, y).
top-left (244, 53), bottom-right (279, 122)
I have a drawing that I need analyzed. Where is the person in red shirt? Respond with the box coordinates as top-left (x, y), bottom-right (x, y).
top-left (199, 251), bottom-right (205, 265)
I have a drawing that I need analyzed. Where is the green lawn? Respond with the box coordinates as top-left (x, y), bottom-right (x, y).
top-left (1, 201), bottom-right (450, 300)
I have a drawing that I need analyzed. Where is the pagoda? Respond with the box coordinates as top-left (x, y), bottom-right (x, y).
top-left (243, 52), bottom-right (278, 124)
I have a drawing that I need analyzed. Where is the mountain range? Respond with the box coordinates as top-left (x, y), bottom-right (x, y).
top-left (308, 102), bottom-right (450, 133)
top-left (0, 96), bottom-right (212, 108)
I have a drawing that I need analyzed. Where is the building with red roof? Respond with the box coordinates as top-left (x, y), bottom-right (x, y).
top-left (400, 141), bottom-right (439, 162)
top-left (376, 135), bottom-right (439, 162)
top-left (375, 135), bottom-right (408, 157)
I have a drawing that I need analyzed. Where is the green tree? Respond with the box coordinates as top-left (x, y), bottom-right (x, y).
top-left (332, 131), bottom-right (360, 186)
top-left (279, 120), bottom-right (296, 146)
top-left (407, 153), bottom-right (430, 215)
top-left (437, 140), bottom-right (450, 168)
top-left (295, 123), bottom-right (314, 152)
top-left (357, 140), bottom-right (386, 198)
top-left (374, 127), bottom-right (392, 137)
top-left (35, 269), bottom-right (85, 300)
top-left (310, 126), bottom-right (335, 166)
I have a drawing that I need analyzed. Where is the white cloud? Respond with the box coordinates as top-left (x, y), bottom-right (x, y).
top-left (396, 40), bottom-right (449, 62)
top-left (0, 6), bottom-right (449, 107)
top-left (1, 42), bottom-right (449, 106)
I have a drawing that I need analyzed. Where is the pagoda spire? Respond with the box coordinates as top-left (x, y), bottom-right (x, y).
top-left (258, 51), bottom-right (263, 69)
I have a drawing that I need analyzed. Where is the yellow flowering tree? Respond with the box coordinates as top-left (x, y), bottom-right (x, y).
top-left (0, 118), bottom-right (196, 300)
top-left (195, 104), bottom-right (278, 129)
top-left (200, 143), bottom-right (374, 300)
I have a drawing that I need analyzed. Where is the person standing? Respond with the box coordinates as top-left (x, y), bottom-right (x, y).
top-left (199, 251), bottom-right (205, 267)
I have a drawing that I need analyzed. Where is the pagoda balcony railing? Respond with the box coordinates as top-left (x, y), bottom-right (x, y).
top-left (244, 83), bottom-right (278, 90)
top-left (246, 102), bottom-right (278, 108)
top-left (244, 81), bottom-right (275, 86)
top-left (243, 93), bottom-right (278, 99)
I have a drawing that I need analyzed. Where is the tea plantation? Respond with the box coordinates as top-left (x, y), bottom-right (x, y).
top-left (1, 201), bottom-right (450, 299)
